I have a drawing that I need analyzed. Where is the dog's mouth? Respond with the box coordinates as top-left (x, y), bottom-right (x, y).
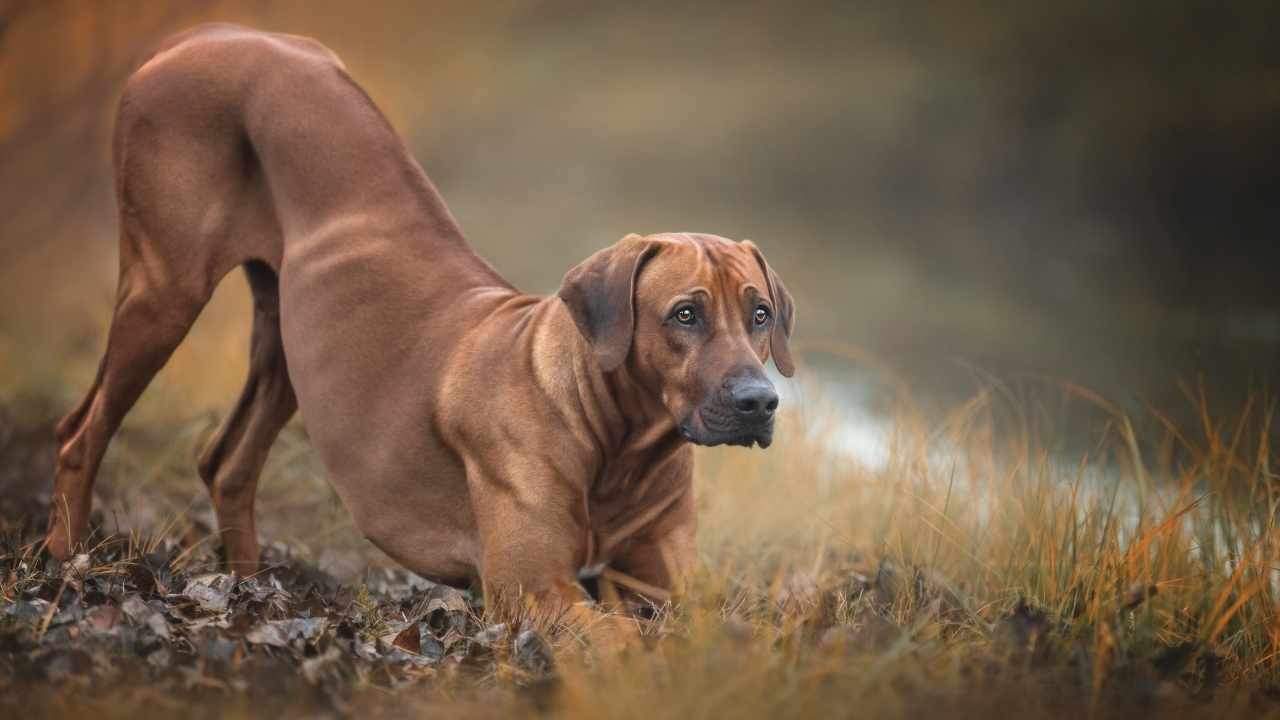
top-left (680, 408), bottom-right (774, 449)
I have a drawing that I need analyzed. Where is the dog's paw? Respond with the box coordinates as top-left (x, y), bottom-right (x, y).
top-left (566, 604), bottom-right (644, 657)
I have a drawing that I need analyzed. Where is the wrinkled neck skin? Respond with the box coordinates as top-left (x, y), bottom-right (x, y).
top-left (525, 296), bottom-right (693, 560)
top-left (584, 355), bottom-right (684, 468)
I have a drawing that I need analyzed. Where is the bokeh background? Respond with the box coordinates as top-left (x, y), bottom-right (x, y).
top-left (3, 0), bottom-right (1279, 431)
top-left (6, 5), bottom-right (1280, 712)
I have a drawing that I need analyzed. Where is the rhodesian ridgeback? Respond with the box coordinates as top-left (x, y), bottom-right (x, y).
top-left (46, 24), bottom-right (795, 615)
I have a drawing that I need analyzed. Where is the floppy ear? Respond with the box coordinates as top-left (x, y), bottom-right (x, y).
top-left (742, 240), bottom-right (797, 377)
top-left (558, 234), bottom-right (659, 372)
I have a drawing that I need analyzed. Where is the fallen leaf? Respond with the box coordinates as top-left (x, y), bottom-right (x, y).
top-left (472, 623), bottom-right (509, 648)
top-left (393, 622), bottom-right (421, 654)
top-left (245, 617), bottom-right (327, 648)
top-left (80, 605), bottom-right (122, 635)
top-left (121, 595), bottom-right (170, 640)
top-left (184, 573), bottom-right (237, 613)
top-left (513, 629), bottom-right (555, 675)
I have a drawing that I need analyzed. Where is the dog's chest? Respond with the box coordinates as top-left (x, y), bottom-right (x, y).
top-left (585, 457), bottom-right (688, 558)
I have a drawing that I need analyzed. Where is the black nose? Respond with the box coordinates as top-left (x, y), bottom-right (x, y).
top-left (729, 382), bottom-right (779, 420)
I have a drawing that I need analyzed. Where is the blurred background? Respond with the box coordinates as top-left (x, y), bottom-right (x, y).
top-left (3, 0), bottom-right (1279, 440)
top-left (6, 6), bottom-right (1280, 709)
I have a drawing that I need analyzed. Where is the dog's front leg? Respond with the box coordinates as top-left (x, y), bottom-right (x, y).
top-left (468, 475), bottom-right (639, 648)
top-left (607, 499), bottom-right (699, 603)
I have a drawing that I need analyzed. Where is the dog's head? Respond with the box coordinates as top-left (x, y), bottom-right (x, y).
top-left (559, 232), bottom-right (795, 448)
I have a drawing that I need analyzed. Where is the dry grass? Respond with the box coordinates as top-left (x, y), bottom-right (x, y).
top-left (533, 375), bottom-right (1277, 720)
top-left (3, 365), bottom-right (1280, 719)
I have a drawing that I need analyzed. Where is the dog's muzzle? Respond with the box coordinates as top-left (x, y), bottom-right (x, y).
top-left (681, 377), bottom-right (779, 449)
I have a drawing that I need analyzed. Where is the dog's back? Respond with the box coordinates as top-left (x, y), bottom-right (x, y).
top-left (116, 23), bottom-right (430, 277)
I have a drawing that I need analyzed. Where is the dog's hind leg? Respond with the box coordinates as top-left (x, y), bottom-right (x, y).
top-left (47, 222), bottom-right (214, 559)
top-left (197, 261), bottom-right (297, 575)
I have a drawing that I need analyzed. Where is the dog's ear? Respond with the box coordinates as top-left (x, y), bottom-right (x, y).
top-left (558, 233), bottom-right (659, 372)
top-left (742, 240), bottom-right (796, 377)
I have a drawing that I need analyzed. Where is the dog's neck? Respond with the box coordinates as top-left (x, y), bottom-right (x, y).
top-left (601, 366), bottom-right (687, 463)
top-left (584, 354), bottom-right (686, 469)
top-left (532, 295), bottom-right (688, 476)
top-left (511, 294), bottom-right (691, 568)
top-left (580, 357), bottom-right (692, 556)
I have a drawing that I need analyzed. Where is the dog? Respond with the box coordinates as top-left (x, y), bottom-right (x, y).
top-left (45, 24), bottom-right (795, 615)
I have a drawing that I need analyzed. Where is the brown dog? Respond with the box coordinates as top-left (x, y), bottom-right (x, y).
top-left (46, 24), bottom-right (795, 612)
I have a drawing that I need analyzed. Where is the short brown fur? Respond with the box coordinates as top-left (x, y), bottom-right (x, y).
top-left (45, 25), bottom-right (795, 615)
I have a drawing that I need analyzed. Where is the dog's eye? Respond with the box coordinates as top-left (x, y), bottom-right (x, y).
top-left (754, 305), bottom-right (771, 326)
top-left (673, 306), bottom-right (696, 326)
